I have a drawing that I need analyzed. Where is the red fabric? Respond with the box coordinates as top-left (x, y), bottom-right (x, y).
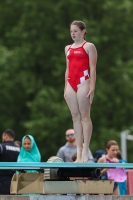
top-left (67, 42), bottom-right (90, 92)
top-left (127, 170), bottom-right (133, 194)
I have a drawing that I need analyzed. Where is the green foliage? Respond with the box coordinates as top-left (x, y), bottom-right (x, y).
top-left (0, 0), bottom-right (133, 161)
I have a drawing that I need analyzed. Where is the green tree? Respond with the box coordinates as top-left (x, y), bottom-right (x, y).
top-left (0, 0), bottom-right (133, 161)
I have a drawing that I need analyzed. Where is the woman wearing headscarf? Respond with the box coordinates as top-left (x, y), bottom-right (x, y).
top-left (11, 135), bottom-right (41, 195)
top-left (17, 135), bottom-right (41, 164)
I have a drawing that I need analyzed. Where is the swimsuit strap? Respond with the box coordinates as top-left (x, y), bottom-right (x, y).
top-left (67, 44), bottom-right (73, 51)
top-left (106, 158), bottom-right (116, 163)
top-left (68, 42), bottom-right (87, 50)
top-left (82, 41), bottom-right (87, 47)
top-left (105, 158), bottom-right (111, 163)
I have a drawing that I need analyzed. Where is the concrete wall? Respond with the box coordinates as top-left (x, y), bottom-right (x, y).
top-left (1, 195), bottom-right (133, 200)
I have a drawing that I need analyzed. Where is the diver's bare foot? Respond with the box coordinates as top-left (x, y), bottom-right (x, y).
top-left (76, 148), bottom-right (82, 162)
top-left (74, 159), bottom-right (81, 163)
top-left (81, 149), bottom-right (89, 162)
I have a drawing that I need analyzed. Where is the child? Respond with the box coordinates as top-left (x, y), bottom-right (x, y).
top-left (98, 140), bottom-right (120, 195)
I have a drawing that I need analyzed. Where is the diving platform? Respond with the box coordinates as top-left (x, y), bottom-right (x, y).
top-left (0, 161), bottom-right (132, 169)
top-left (0, 161), bottom-right (132, 195)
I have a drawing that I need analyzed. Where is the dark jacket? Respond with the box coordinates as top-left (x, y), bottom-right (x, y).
top-left (0, 141), bottom-right (20, 177)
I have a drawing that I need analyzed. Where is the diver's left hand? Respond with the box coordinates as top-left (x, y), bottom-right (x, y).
top-left (87, 89), bottom-right (94, 104)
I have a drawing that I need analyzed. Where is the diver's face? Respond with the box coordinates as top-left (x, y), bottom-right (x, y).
top-left (70, 25), bottom-right (85, 42)
top-left (24, 137), bottom-right (31, 151)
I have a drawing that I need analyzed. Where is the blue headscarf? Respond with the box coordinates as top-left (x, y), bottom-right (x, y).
top-left (17, 135), bottom-right (41, 162)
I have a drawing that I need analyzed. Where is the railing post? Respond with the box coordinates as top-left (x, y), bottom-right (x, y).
top-left (120, 130), bottom-right (130, 160)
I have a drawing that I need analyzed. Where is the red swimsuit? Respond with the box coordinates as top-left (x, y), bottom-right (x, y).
top-left (67, 42), bottom-right (90, 92)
